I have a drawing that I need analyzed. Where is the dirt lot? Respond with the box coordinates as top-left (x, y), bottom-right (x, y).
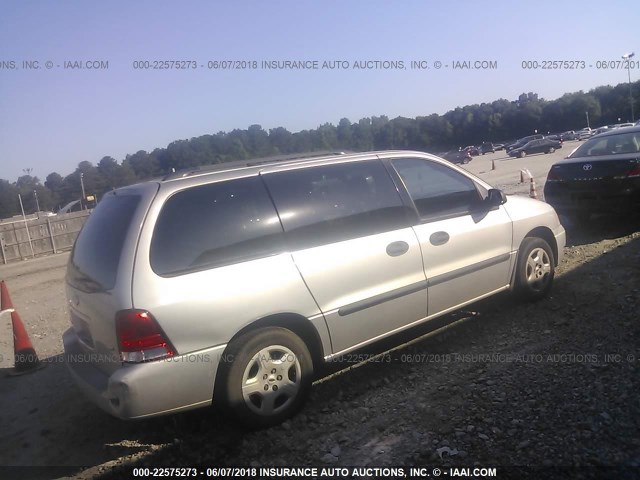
top-left (461, 141), bottom-right (579, 198)
top-left (1, 155), bottom-right (639, 478)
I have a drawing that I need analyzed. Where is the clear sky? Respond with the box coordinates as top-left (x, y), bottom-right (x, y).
top-left (1, 0), bottom-right (638, 182)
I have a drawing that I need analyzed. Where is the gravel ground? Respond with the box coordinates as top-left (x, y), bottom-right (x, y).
top-left (1, 210), bottom-right (639, 480)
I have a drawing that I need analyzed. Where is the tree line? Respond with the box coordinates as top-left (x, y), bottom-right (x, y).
top-left (1, 79), bottom-right (637, 219)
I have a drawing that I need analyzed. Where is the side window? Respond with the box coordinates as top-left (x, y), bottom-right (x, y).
top-left (150, 176), bottom-right (284, 276)
top-left (391, 158), bottom-right (482, 221)
top-left (263, 160), bottom-right (413, 250)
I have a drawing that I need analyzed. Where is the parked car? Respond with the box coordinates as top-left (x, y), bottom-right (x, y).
top-left (461, 145), bottom-right (480, 156)
top-left (480, 142), bottom-right (495, 154)
top-left (560, 131), bottom-right (577, 141)
top-left (506, 140), bottom-right (526, 153)
top-left (508, 138), bottom-right (563, 158)
top-left (493, 143), bottom-right (505, 151)
top-left (577, 127), bottom-right (593, 140)
top-left (506, 134), bottom-right (544, 153)
top-left (442, 150), bottom-right (472, 164)
top-left (544, 126), bottom-right (640, 222)
top-left (64, 150), bottom-right (565, 427)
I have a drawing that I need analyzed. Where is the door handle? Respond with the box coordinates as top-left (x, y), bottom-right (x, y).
top-left (386, 241), bottom-right (409, 257)
top-left (429, 231), bottom-right (450, 246)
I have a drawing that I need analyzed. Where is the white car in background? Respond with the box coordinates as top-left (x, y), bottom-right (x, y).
top-left (577, 128), bottom-right (593, 140)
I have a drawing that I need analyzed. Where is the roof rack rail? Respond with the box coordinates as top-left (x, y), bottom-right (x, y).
top-left (161, 151), bottom-right (351, 181)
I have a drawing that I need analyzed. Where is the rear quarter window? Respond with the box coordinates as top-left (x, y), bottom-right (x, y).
top-left (69, 194), bottom-right (141, 292)
top-left (150, 176), bottom-right (284, 276)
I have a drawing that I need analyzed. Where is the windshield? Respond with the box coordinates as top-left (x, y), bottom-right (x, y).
top-left (569, 131), bottom-right (640, 158)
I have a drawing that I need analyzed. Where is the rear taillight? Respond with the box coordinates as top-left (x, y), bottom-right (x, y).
top-left (546, 168), bottom-right (562, 182)
top-left (116, 310), bottom-right (176, 363)
top-left (626, 165), bottom-right (640, 177)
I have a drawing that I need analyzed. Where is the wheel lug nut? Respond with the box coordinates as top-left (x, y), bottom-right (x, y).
top-left (273, 385), bottom-right (278, 391)
top-left (271, 368), bottom-right (276, 374)
top-left (277, 375), bottom-right (282, 381)
top-left (263, 374), bottom-right (268, 380)
top-left (264, 385), bottom-right (269, 391)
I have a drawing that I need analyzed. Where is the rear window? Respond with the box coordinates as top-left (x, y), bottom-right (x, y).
top-left (150, 176), bottom-right (284, 276)
top-left (570, 131), bottom-right (640, 157)
top-left (69, 194), bottom-right (141, 292)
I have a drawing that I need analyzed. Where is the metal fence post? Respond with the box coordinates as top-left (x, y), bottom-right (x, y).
top-left (0, 235), bottom-right (6, 264)
top-left (12, 222), bottom-right (23, 260)
top-left (46, 217), bottom-right (58, 254)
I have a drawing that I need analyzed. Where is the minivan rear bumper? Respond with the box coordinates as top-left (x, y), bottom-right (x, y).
top-left (63, 328), bottom-right (226, 419)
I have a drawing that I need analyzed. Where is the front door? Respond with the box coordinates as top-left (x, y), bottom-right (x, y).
top-left (389, 157), bottom-right (513, 316)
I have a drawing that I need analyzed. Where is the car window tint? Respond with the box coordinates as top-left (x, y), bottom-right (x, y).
top-left (150, 176), bottom-right (284, 276)
top-left (263, 160), bottom-right (413, 250)
top-left (572, 132), bottom-right (640, 157)
top-left (392, 158), bottom-right (482, 221)
top-left (69, 194), bottom-right (141, 291)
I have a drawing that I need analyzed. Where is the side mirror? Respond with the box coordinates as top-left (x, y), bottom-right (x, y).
top-left (487, 188), bottom-right (507, 207)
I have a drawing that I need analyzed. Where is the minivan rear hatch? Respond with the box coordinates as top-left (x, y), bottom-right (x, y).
top-left (66, 184), bottom-right (158, 375)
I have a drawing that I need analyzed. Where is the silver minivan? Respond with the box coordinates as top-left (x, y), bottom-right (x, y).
top-left (63, 151), bottom-right (565, 427)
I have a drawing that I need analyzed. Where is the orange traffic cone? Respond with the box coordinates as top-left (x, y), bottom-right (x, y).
top-left (491, 159), bottom-right (496, 171)
top-left (529, 177), bottom-right (538, 199)
top-left (0, 280), bottom-right (45, 375)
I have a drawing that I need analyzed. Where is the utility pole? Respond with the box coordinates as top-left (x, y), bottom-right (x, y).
top-left (18, 194), bottom-right (35, 258)
top-left (80, 172), bottom-right (86, 210)
top-left (33, 190), bottom-right (41, 218)
top-left (622, 52), bottom-right (635, 122)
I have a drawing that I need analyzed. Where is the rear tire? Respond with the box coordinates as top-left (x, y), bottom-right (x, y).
top-left (216, 327), bottom-right (313, 428)
top-left (547, 147), bottom-right (555, 154)
top-left (519, 151), bottom-right (526, 158)
top-left (514, 237), bottom-right (555, 301)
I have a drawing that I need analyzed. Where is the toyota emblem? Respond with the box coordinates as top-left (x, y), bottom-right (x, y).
top-left (583, 164), bottom-right (593, 171)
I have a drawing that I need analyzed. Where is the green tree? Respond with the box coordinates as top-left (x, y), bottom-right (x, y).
top-left (123, 150), bottom-right (159, 179)
top-left (0, 180), bottom-right (19, 218)
top-left (337, 118), bottom-right (353, 148)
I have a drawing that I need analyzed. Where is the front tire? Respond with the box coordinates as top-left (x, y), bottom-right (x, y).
top-left (519, 151), bottom-right (526, 158)
top-left (217, 327), bottom-right (313, 428)
top-left (514, 237), bottom-right (555, 301)
top-left (547, 147), bottom-right (555, 154)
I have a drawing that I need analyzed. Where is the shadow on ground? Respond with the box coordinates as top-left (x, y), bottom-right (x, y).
top-left (561, 213), bottom-right (640, 247)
